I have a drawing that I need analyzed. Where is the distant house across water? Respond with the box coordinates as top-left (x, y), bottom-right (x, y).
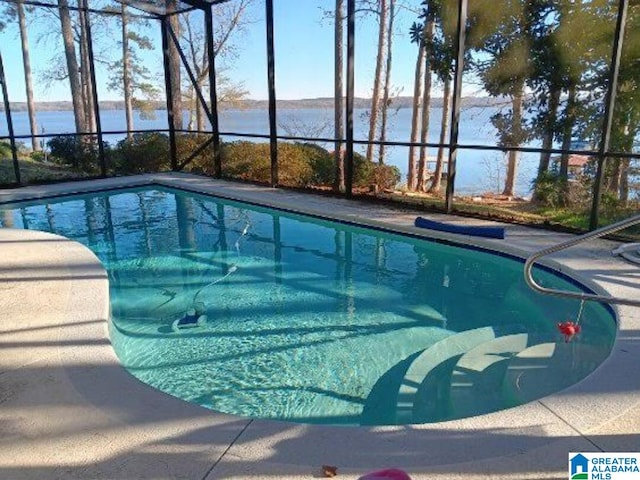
top-left (550, 154), bottom-right (592, 179)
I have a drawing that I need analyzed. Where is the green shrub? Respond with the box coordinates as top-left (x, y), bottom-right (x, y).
top-left (299, 143), bottom-right (334, 186)
top-left (369, 163), bottom-right (401, 190)
top-left (221, 141), bottom-right (271, 182)
top-left (0, 141), bottom-right (13, 159)
top-left (113, 132), bottom-right (169, 174)
top-left (532, 170), bottom-right (593, 208)
top-left (532, 171), bottom-right (567, 207)
top-left (277, 143), bottom-right (315, 186)
top-left (219, 141), bottom-right (400, 190)
top-left (600, 191), bottom-right (622, 217)
top-left (221, 141), bottom-right (316, 187)
top-left (177, 134), bottom-right (216, 174)
top-left (353, 153), bottom-right (401, 190)
top-left (30, 150), bottom-right (47, 162)
top-left (47, 136), bottom-right (100, 173)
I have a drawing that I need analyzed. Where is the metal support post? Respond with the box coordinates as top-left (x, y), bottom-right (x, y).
top-left (205, 6), bottom-right (222, 178)
top-left (590, 0), bottom-right (628, 230)
top-left (345, 0), bottom-right (355, 197)
top-left (0, 51), bottom-right (21, 185)
top-left (445, 0), bottom-right (468, 212)
top-left (161, 15), bottom-right (178, 171)
top-left (81, 0), bottom-right (106, 176)
top-left (265, 0), bottom-right (278, 187)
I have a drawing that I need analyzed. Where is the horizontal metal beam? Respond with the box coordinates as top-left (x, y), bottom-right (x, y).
top-left (164, 0), bottom-right (232, 15)
top-left (3, 0), bottom-right (160, 19)
top-left (3, 128), bottom-right (640, 161)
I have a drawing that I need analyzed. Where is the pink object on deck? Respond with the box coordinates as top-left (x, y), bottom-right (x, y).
top-left (358, 468), bottom-right (412, 480)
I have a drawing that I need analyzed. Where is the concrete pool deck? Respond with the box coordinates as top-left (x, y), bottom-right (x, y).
top-left (0, 173), bottom-right (639, 480)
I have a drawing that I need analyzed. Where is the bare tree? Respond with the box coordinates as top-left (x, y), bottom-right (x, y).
top-left (415, 18), bottom-right (433, 191)
top-left (407, 22), bottom-right (427, 191)
top-left (377, 0), bottom-right (395, 164)
top-left (430, 76), bottom-right (450, 194)
top-left (365, 0), bottom-right (387, 162)
top-left (180, 0), bottom-right (253, 131)
top-left (16, 1), bottom-right (40, 151)
top-left (107, 10), bottom-right (160, 134)
top-left (58, 0), bottom-right (85, 134)
top-left (78, 0), bottom-right (95, 134)
top-left (166, 0), bottom-right (182, 130)
top-left (121, 4), bottom-right (133, 138)
top-left (502, 87), bottom-right (523, 197)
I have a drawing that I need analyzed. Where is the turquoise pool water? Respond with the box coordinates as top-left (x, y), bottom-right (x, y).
top-left (0, 186), bottom-right (616, 425)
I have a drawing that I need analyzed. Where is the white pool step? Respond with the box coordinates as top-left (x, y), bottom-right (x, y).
top-left (395, 326), bottom-right (498, 424)
top-left (448, 333), bottom-right (532, 419)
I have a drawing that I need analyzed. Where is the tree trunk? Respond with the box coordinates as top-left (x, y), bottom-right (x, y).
top-left (197, 39), bottom-right (208, 132)
top-left (17, 1), bottom-right (40, 151)
top-left (607, 158), bottom-right (621, 194)
top-left (333, 0), bottom-right (345, 193)
top-left (196, 91), bottom-right (205, 131)
top-left (502, 88), bottom-right (523, 197)
top-left (537, 86), bottom-right (560, 179)
top-left (619, 158), bottom-right (630, 203)
top-left (377, 0), bottom-right (394, 165)
top-left (187, 88), bottom-right (196, 131)
top-left (416, 19), bottom-right (434, 192)
top-left (121, 3), bottom-right (134, 139)
top-left (407, 27), bottom-right (426, 191)
top-left (166, 0), bottom-right (183, 130)
top-left (430, 75), bottom-right (450, 194)
top-left (559, 84), bottom-right (577, 182)
top-left (58, 0), bottom-right (85, 134)
top-left (78, 1), bottom-right (95, 134)
top-left (365, 0), bottom-right (387, 162)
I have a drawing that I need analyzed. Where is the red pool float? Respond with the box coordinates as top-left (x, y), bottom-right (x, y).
top-left (557, 321), bottom-right (581, 342)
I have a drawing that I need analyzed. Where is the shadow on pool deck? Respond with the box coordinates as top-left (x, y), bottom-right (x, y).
top-left (1, 323), bottom-right (639, 479)
top-left (1, 350), bottom-right (639, 480)
top-left (1, 176), bottom-right (640, 480)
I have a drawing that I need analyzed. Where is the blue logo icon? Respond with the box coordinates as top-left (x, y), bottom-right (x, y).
top-left (570, 453), bottom-right (589, 479)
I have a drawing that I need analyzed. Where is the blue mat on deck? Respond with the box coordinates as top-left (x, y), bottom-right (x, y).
top-left (414, 216), bottom-right (505, 239)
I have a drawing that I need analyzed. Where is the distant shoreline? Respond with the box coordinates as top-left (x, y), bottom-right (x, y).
top-left (2, 96), bottom-right (508, 113)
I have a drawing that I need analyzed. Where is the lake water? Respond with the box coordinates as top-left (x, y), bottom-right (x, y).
top-left (2, 106), bottom-right (540, 196)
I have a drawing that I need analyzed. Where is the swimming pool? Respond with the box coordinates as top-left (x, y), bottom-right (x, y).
top-left (0, 186), bottom-right (616, 425)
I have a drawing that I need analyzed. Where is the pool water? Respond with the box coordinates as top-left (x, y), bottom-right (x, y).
top-left (0, 186), bottom-right (616, 425)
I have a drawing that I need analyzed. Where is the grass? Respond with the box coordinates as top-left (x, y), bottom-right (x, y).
top-left (376, 190), bottom-right (555, 226)
top-left (375, 189), bottom-right (640, 239)
top-left (0, 157), bottom-right (90, 185)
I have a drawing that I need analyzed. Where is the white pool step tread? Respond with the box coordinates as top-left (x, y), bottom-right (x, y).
top-left (448, 333), bottom-right (531, 418)
top-left (395, 326), bottom-right (497, 423)
top-left (502, 342), bottom-right (581, 404)
top-left (454, 333), bottom-right (530, 371)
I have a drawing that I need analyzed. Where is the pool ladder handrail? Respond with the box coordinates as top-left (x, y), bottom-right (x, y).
top-left (524, 213), bottom-right (640, 307)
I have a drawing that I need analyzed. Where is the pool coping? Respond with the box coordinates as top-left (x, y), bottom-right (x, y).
top-left (1, 172), bottom-right (639, 480)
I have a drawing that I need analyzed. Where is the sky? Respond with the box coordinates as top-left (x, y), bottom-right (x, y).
top-left (0, 0), bottom-right (439, 103)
